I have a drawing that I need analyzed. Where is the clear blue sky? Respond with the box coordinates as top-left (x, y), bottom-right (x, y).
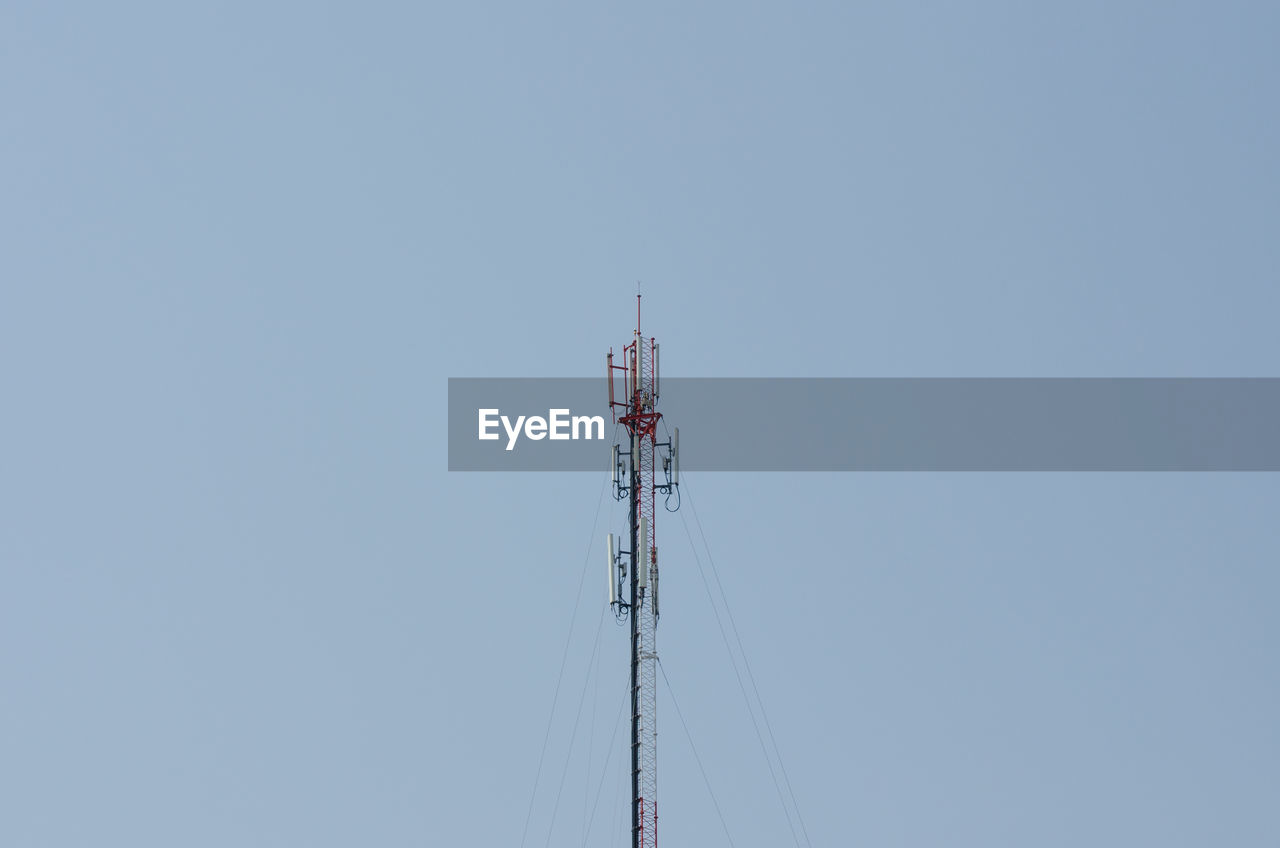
top-left (3, 2), bottom-right (1277, 845)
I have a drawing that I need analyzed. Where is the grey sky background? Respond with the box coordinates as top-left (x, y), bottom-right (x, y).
top-left (3, 2), bottom-right (1277, 846)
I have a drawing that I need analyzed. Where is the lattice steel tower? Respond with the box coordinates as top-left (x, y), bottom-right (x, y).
top-left (607, 296), bottom-right (679, 848)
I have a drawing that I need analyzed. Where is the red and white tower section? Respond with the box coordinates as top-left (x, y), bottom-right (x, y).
top-left (606, 297), bottom-right (679, 848)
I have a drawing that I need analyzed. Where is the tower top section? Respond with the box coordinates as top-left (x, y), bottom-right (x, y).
top-left (607, 294), bottom-right (661, 430)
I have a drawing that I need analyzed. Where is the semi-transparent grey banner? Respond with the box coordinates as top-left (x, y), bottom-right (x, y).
top-left (447, 378), bottom-right (1280, 471)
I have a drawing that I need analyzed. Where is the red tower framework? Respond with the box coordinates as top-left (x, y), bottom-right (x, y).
top-left (606, 296), bottom-right (678, 848)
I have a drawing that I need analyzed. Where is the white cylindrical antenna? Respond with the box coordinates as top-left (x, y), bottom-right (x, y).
top-left (607, 533), bottom-right (617, 604)
top-left (654, 343), bottom-right (660, 398)
top-left (637, 517), bottom-right (649, 588)
top-left (630, 347), bottom-right (638, 396)
top-left (652, 548), bottom-right (659, 616)
top-left (632, 440), bottom-right (639, 476)
top-left (607, 353), bottom-right (614, 409)
top-left (611, 444), bottom-right (619, 485)
top-left (673, 427), bottom-right (680, 485)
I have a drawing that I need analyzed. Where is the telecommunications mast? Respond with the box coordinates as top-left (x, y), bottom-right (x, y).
top-left (606, 295), bottom-right (679, 848)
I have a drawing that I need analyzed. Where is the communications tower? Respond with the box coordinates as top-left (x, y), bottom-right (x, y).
top-left (606, 296), bottom-right (679, 848)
